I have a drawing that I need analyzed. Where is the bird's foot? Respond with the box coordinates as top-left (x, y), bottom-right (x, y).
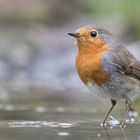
top-left (120, 123), bottom-right (126, 128)
top-left (101, 122), bottom-right (107, 127)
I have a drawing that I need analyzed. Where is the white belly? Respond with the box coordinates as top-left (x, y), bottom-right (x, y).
top-left (86, 82), bottom-right (140, 100)
top-left (86, 82), bottom-right (111, 99)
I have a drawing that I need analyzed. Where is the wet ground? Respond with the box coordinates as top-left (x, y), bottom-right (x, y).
top-left (0, 97), bottom-right (139, 140)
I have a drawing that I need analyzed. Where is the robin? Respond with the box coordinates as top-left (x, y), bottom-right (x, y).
top-left (68, 26), bottom-right (140, 127)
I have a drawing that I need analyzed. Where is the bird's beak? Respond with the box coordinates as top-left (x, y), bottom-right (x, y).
top-left (67, 32), bottom-right (80, 38)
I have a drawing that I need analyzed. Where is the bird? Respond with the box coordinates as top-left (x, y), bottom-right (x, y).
top-left (68, 26), bottom-right (140, 127)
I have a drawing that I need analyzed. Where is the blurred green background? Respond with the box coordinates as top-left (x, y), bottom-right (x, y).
top-left (0, 0), bottom-right (139, 108)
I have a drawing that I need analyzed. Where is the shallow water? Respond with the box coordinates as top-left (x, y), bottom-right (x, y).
top-left (0, 120), bottom-right (140, 140)
top-left (0, 98), bottom-right (139, 140)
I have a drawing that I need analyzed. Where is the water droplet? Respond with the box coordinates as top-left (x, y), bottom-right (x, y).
top-left (109, 116), bottom-right (120, 126)
top-left (59, 123), bottom-right (73, 128)
top-left (57, 132), bottom-right (69, 136)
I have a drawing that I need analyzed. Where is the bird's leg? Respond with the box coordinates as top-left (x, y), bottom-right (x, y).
top-left (102, 99), bottom-right (117, 127)
top-left (121, 99), bottom-right (132, 128)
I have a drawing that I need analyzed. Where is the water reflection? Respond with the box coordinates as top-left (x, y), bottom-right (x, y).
top-left (103, 127), bottom-right (128, 140)
top-left (0, 121), bottom-right (75, 128)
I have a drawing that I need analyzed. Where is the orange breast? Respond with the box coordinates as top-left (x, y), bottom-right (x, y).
top-left (76, 45), bottom-right (111, 85)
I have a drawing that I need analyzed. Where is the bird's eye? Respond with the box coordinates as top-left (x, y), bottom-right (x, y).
top-left (90, 31), bottom-right (97, 37)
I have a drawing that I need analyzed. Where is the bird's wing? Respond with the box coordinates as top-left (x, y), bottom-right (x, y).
top-left (109, 45), bottom-right (140, 81)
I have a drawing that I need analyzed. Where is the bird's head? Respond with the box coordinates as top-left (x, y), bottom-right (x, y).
top-left (68, 26), bottom-right (114, 54)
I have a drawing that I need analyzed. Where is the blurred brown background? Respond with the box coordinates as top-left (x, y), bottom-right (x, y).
top-left (0, 0), bottom-right (139, 103)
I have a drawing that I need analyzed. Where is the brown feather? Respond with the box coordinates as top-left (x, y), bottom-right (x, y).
top-left (109, 45), bottom-right (140, 81)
